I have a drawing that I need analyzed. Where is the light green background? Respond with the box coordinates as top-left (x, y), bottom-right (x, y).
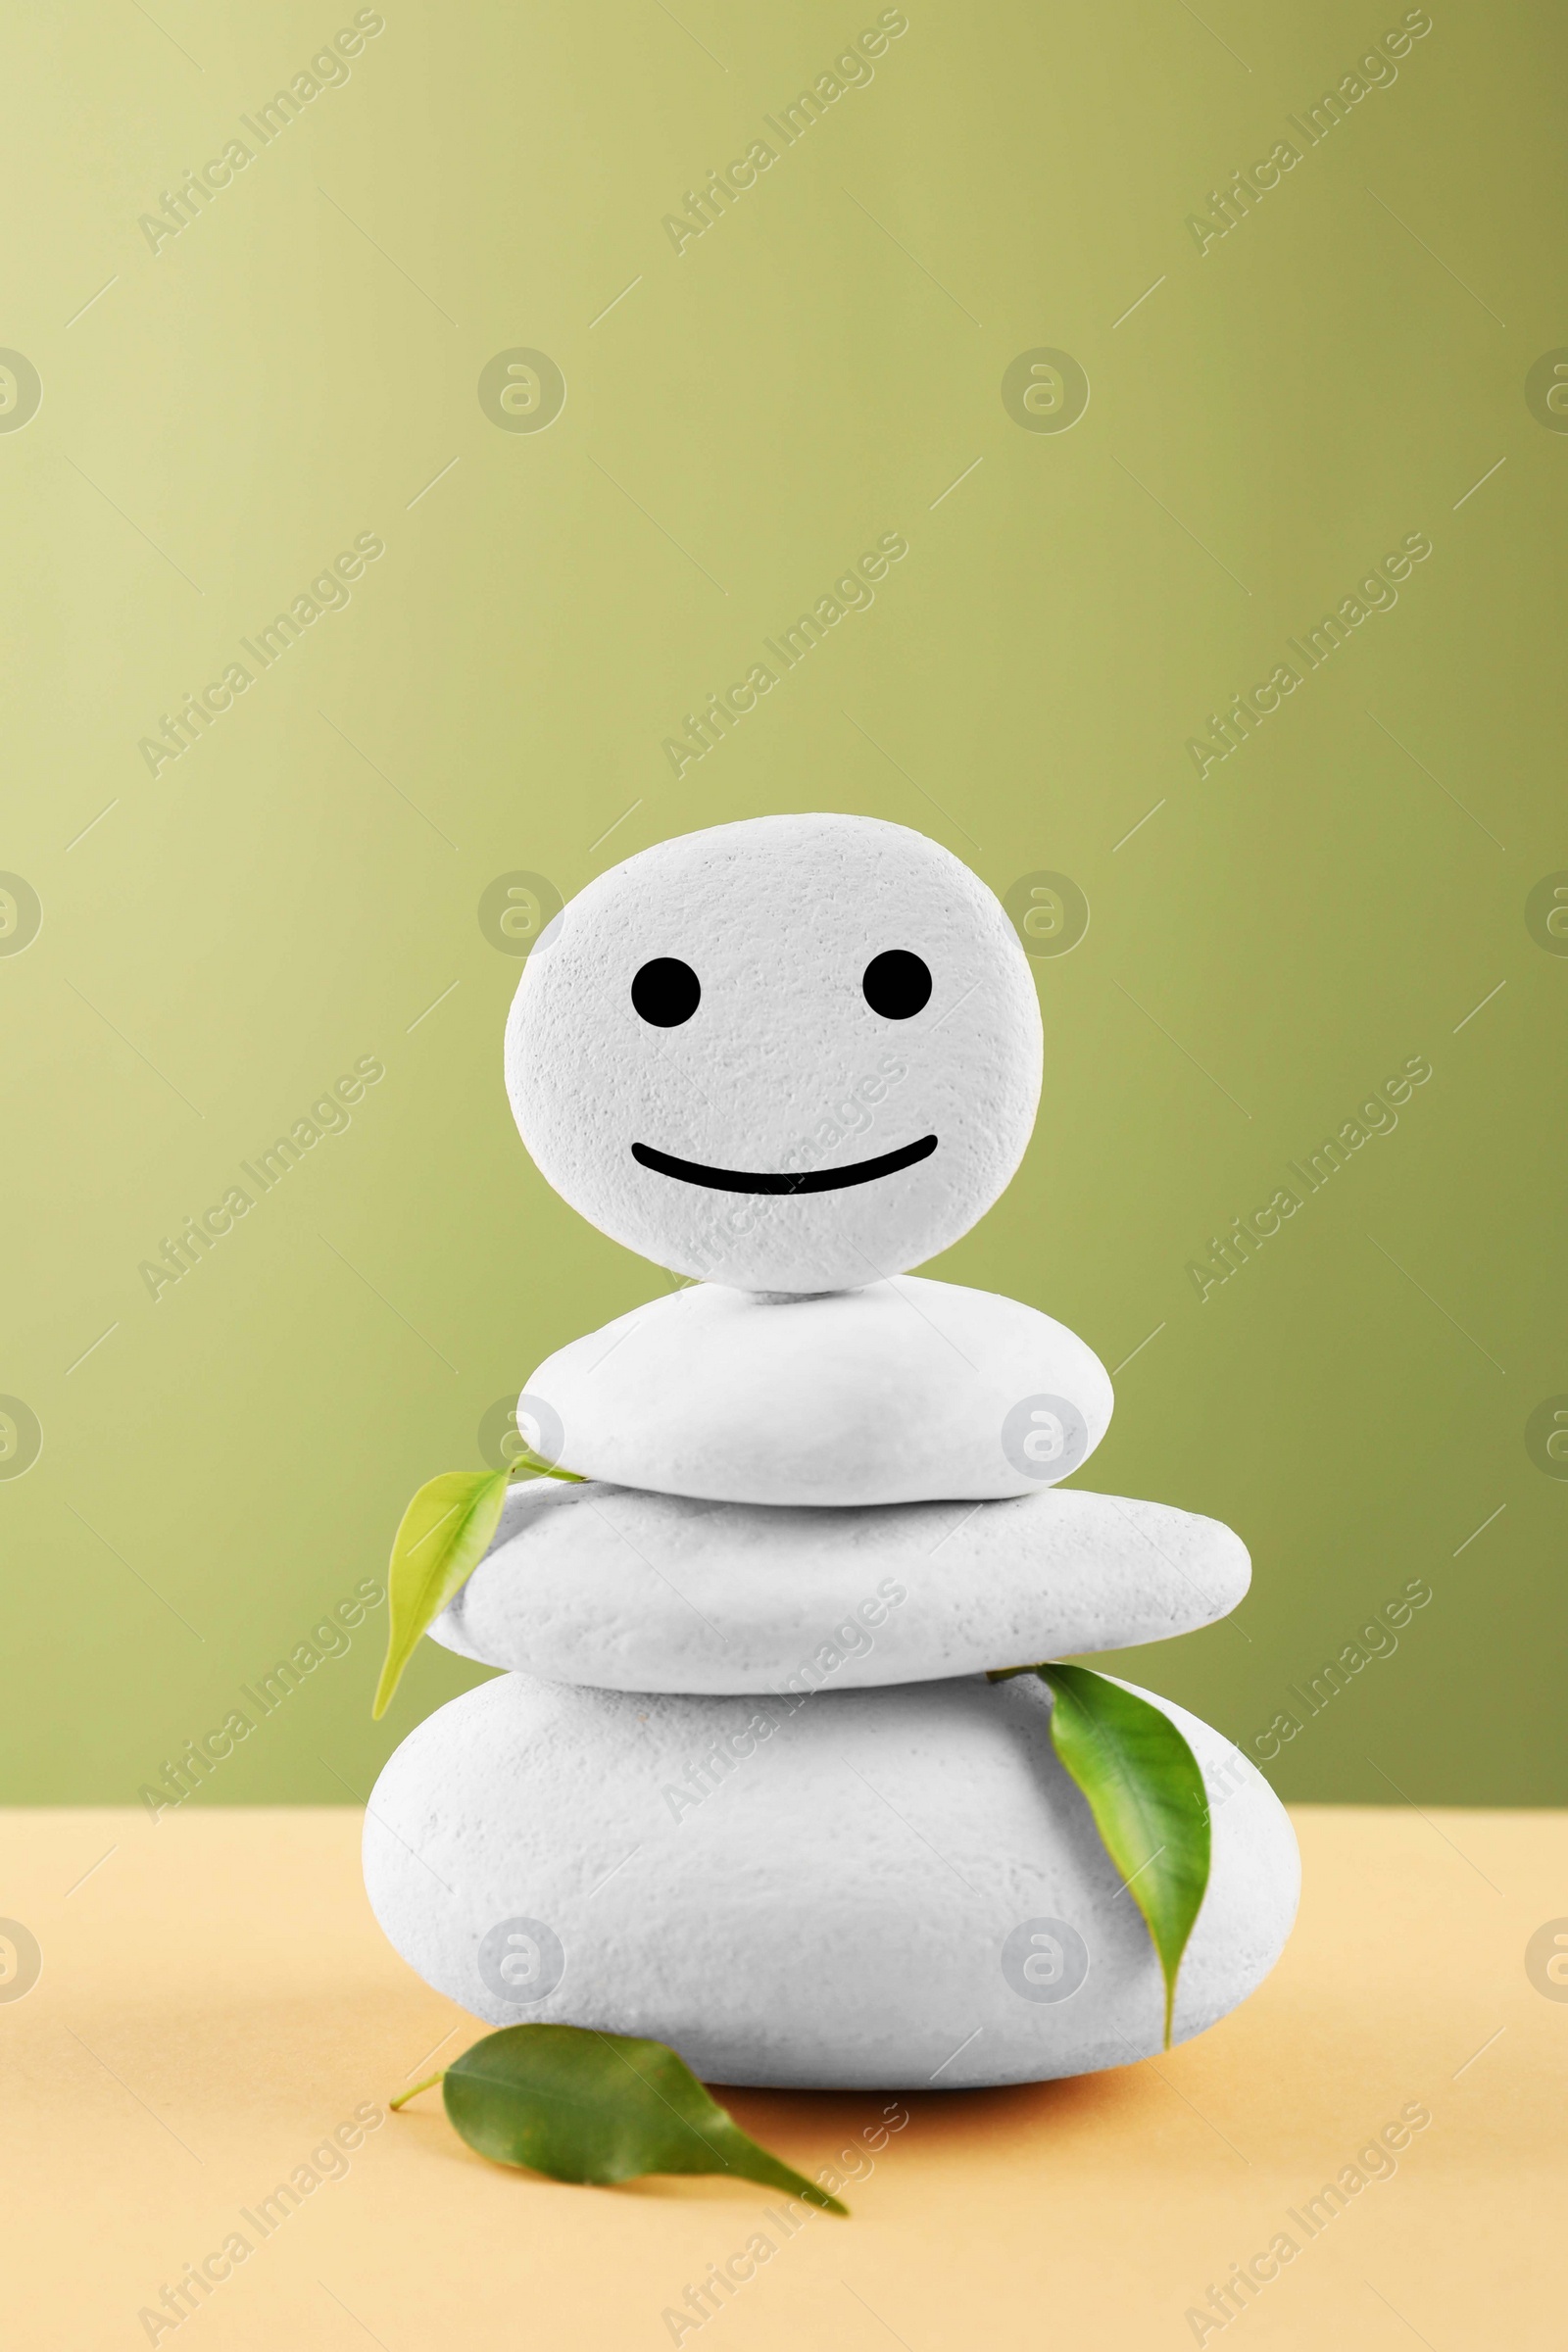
top-left (2, 0), bottom-right (1561, 1808)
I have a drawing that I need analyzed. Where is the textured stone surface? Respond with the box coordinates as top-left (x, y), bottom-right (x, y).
top-left (505, 813), bottom-right (1043, 1292)
top-left (522, 1276), bottom-right (1113, 1504)
top-left (432, 1477), bottom-right (1250, 1690)
top-left (364, 1671), bottom-right (1298, 2089)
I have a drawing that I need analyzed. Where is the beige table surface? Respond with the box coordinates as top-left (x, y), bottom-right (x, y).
top-left (4, 1803), bottom-right (1562, 2349)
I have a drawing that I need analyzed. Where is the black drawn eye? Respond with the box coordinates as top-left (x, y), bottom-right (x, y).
top-left (861, 950), bottom-right (932, 1020)
top-left (631, 957), bottom-right (702, 1027)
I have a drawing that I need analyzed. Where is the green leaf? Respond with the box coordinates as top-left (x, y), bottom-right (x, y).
top-left (993, 1661), bottom-right (1211, 2047)
top-left (371, 1455), bottom-right (587, 1719)
top-left (399, 2024), bottom-right (847, 2212)
top-left (372, 1468), bottom-right (512, 1719)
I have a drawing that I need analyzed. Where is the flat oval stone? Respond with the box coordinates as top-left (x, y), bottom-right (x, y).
top-left (431, 1478), bottom-right (1250, 1691)
top-left (520, 1276), bottom-right (1113, 1505)
top-left (364, 1671), bottom-right (1298, 2089)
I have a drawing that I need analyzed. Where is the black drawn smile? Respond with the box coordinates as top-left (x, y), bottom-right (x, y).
top-left (629, 1135), bottom-right (939, 1196)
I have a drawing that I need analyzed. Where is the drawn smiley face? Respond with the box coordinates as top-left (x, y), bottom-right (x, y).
top-left (506, 813), bottom-right (1044, 1292)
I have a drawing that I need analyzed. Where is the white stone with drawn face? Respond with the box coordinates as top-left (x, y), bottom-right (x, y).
top-left (505, 814), bottom-right (1043, 1292)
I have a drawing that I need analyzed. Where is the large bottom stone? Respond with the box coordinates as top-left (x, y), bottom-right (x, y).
top-left (364, 1671), bottom-right (1298, 2089)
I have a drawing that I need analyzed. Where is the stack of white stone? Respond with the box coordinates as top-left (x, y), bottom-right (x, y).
top-left (365, 816), bottom-right (1298, 2089)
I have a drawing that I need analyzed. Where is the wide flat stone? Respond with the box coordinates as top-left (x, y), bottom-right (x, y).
top-left (364, 1670), bottom-right (1299, 2089)
top-left (520, 1275), bottom-right (1113, 1505)
top-left (431, 1478), bottom-right (1250, 1691)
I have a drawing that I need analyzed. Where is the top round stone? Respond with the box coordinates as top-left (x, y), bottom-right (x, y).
top-left (506, 813), bottom-right (1043, 1292)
